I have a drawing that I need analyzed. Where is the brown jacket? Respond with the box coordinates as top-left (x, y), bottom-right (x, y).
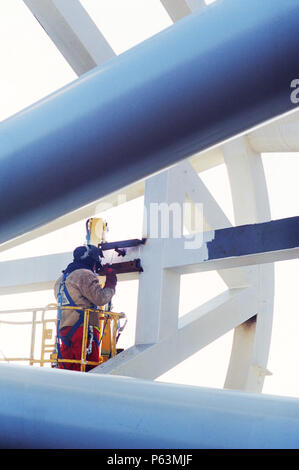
top-left (54, 269), bottom-right (114, 330)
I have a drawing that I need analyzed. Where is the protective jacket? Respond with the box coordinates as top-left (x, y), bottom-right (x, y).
top-left (54, 268), bottom-right (114, 330)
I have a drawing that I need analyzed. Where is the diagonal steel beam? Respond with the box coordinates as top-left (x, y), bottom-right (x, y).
top-left (160, 0), bottom-right (192, 21)
top-left (93, 287), bottom-right (257, 379)
top-left (172, 160), bottom-right (252, 288)
top-left (23, 0), bottom-right (116, 75)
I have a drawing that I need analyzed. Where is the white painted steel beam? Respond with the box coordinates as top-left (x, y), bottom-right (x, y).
top-left (186, 0), bottom-right (207, 11)
top-left (160, 0), bottom-right (206, 22)
top-left (182, 160), bottom-right (232, 230)
top-left (23, 0), bottom-right (115, 76)
top-left (0, 252), bottom-right (71, 294)
top-left (93, 287), bottom-right (257, 379)
top-left (135, 169), bottom-right (182, 345)
top-left (222, 136), bottom-right (274, 392)
top-left (1, 214), bottom-right (295, 297)
top-left (246, 109), bottom-right (299, 153)
top-left (1, 202), bottom-right (296, 298)
top-left (0, 249), bottom-right (140, 294)
top-left (160, 0), bottom-right (192, 21)
top-left (223, 137), bottom-right (271, 226)
top-left (172, 161), bottom-right (252, 289)
top-left (189, 146), bottom-right (224, 172)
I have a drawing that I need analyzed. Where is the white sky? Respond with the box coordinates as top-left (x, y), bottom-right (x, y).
top-left (0, 0), bottom-right (298, 398)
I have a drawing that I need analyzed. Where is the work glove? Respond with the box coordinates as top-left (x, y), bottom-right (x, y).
top-left (104, 267), bottom-right (117, 291)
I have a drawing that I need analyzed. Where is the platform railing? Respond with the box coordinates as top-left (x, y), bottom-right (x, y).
top-left (0, 305), bottom-right (126, 372)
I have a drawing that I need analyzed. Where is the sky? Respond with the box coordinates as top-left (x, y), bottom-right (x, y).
top-left (0, 0), bottom-right (298, 398)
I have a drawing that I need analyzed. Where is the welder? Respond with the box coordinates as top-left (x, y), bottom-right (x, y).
top-left (54, 244), bottom-right (117, 371)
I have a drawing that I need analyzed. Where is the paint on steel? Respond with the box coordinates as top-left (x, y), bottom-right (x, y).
top-left (206, 216), bottom-right (299, 260)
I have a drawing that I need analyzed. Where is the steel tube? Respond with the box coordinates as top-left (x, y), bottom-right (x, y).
top-left (1, 0), bottom-right (299, 243)
top-left (1, 363), bottom-right (299, 448)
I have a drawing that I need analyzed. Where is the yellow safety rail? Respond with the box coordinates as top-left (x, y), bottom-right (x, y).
top-left (0, 305), bottom-right (126, 372)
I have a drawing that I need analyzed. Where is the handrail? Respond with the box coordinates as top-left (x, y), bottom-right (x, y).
top-left (0, 304), bottom-right (126, 371)
top-left (0, 307), bottom-right (51, 314)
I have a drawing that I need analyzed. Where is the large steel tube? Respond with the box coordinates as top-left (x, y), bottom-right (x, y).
top-left (1, 0), bottom-right (299, 244)
top-left (1, 363), bottom-right (299, 448)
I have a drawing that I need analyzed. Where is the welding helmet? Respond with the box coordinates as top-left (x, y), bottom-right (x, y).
top-left (73, 244), bottom-right (102, 271)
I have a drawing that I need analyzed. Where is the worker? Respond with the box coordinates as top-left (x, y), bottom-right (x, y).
top-left (54, 244), bottom-right (117, 371)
